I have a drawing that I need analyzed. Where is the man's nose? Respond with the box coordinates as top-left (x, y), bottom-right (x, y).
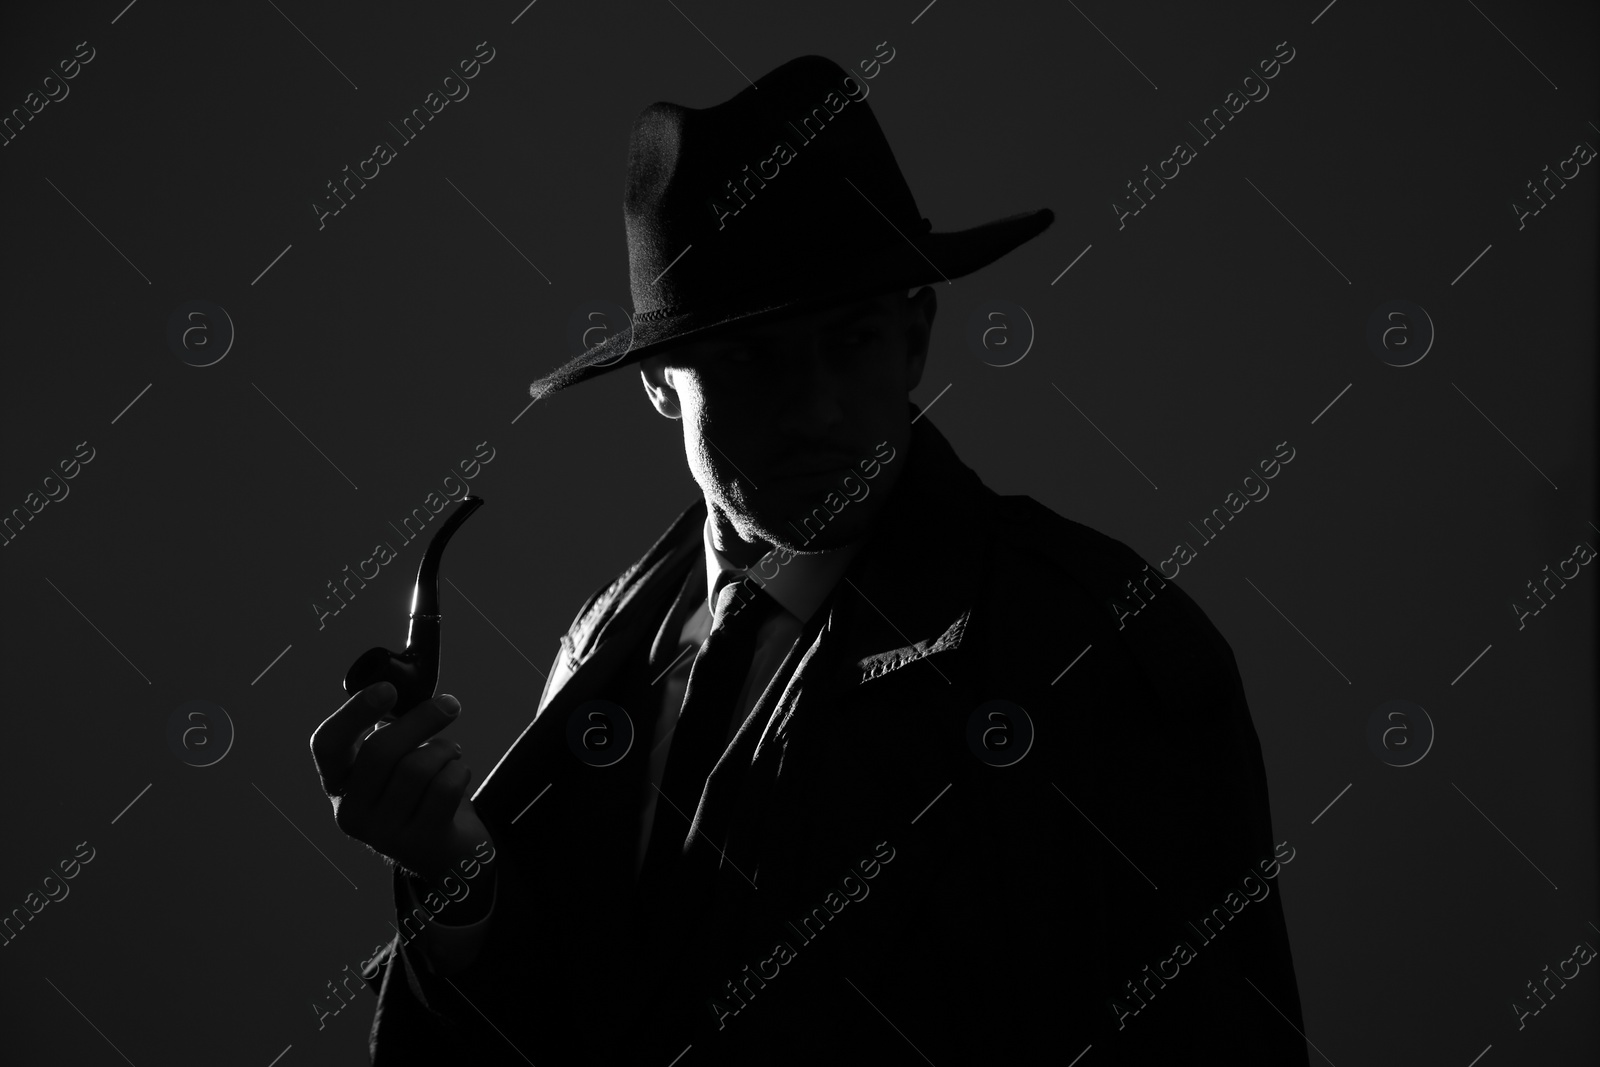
top-left (776, 341), bottom-right (845, 430)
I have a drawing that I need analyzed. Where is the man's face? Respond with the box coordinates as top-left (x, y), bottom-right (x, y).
top-left (640, 287), bottom-right (935, 557)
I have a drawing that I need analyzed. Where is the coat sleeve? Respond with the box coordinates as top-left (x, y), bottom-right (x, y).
top-left (1086, 527), bottom-right (1307, 1061)
top-left (923, 506), bottom-right (1312, 1063)
top-left (361, 563), bottom-right (652, 1066)
top-left (362, 867), bottom-right (523, 1066)
top-left (360, 623), bottom-right (583, 1065)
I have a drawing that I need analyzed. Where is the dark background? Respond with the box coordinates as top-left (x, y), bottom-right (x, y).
top-left (1, 1), bottom-right (1594, 1064)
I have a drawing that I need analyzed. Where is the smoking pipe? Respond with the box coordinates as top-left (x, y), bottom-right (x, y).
top-left (343, 495), bottom-right (484, 720)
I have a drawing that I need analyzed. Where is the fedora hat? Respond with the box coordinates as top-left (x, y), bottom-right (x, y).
top-left (526, 54), bottom-right (1054, 403)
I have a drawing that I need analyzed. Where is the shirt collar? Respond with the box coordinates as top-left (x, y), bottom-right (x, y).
top-left (701, 514), bottom-right (865, 625)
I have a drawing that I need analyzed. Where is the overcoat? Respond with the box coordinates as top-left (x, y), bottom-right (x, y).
top-left (363, 407), bottom-right (1309, 1065)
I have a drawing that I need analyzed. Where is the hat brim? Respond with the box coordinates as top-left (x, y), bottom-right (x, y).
top-left (526, 207), bottom-right (1054, 403)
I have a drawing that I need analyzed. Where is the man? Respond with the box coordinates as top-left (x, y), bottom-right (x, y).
top-left (310, 55), bottom-right (1308, 1064)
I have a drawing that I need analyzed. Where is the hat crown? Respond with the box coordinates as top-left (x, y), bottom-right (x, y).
top-left (621, 55), bottom-right (923, 320)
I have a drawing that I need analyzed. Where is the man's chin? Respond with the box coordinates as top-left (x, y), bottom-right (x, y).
top-left (751, 495), bottom-right (880, 553)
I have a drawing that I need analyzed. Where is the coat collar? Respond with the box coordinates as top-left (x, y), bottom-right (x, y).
top-left (550, 400), bottom-right (997, 701)
top-left (701, 514), bottom-right (865, 626)
top-left (488, 399), bottom-right (1002, 826)
top-left (825, 401), bottom-right (995, 686)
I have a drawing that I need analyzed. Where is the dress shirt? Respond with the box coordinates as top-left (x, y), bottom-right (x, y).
top-left (634, 515), bottom-right (865, 875)
top-left (408, 516), bottom-right (864, 975)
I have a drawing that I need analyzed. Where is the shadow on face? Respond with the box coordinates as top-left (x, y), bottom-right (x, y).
top-left (639, 287), bottom-right (936, 553)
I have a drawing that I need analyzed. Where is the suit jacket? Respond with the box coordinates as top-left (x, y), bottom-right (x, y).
top-left (362, 407), bottom-right (1310, 1065)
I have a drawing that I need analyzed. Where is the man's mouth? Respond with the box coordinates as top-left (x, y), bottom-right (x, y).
top-left (767, 454), bottom-right (856, 480)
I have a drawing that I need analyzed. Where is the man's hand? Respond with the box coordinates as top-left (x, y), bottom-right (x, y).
top-left (309, 681), bottom-right (493, 887)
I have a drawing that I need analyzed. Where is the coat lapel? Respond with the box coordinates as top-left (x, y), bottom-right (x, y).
top-left (683, 406), bottom-right (998, 865)
top-left (469, 496), bottom-right (705, 839)
top-left (479, 408), bottom-right (1007, 1034)
top-left (628, 410), bottom-right (1005, 1005)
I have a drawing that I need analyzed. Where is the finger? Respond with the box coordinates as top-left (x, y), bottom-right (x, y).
top-left (343, 694), bottom-right (461, 804)
top-left (413, 761), bottom-right (473, 841)
top-left (310, 682), bottom-right (397, 793)
top-left (371, 738), bottom-right (462, 833)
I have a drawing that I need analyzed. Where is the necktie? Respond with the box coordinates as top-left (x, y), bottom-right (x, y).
top-left (637, 576), bottom-right (781, 906)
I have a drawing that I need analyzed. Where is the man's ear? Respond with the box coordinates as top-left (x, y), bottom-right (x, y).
top-left (639, 354), bottom-right (683, 419)
top-left (903, 287), bottom-right (936, 393)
